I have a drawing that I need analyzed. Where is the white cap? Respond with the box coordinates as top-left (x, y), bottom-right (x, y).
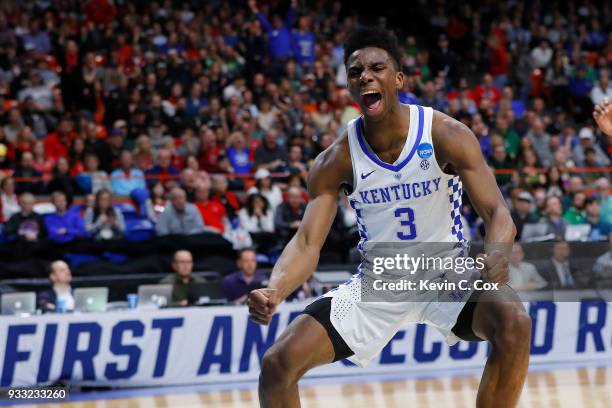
top-left (579, 127), bottom-right (594, 140)
top-left (255, 168), bottom-right (271, 180)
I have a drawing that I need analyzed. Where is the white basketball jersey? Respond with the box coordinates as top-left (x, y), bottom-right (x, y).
top-left (346, 104), bottom-right (464, 252)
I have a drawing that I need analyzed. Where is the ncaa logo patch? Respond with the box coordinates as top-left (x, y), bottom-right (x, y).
top-left (420, 159), bottom-right (430, 170)
top-left (416, 143), bottom-right (433, 159)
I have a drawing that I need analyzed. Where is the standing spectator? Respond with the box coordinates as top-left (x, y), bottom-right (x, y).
top-left (44, 191), bottom-right (87, 244)
top-left (83, 189), bottom-right (126, 240)
top-left (595, 177), bottom-right (612, 226)
top-left (3, 193), bottom-right (47, 243)
top-left (0, 177), bottom-right (20, 221)
top-left (110, 151), bottom-right (146, 195)
top-left (249, 0), bottom-right (296, 63)
top-left (37, 260), bottom-right (74, 313)
top-left (156, 187), bottom-right (206, 236)
top-left (274, 186), bottom-right (306, 243)
top-left (254, 128), bottom-right (288, 172)
top-left (13, 152), bottom-right (44, 195)
top-left (239, 192), bottom-right (274, 233)
top-left (159, 249), bottom-right (206, 306)
top-left (292, 15), bottom-right (315, 68)
top-left (508, 242), bottom-right (547, 291)
top-left (222, 247), bottom-right (266, 303)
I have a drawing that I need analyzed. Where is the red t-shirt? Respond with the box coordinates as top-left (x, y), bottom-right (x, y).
top-left (44, 132), bottom-right (75, 161)
top-left (195, 200), bottom-right (227, 232)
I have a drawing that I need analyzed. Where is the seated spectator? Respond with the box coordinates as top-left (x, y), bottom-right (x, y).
top-left (44, 191), bottom-right (87, 244)
top-left (83, 189), bottom-right (126, 240)
top-left (156, 187), bottom-right (206, 236)
top-left (146, 148), bottom-right (180, 188)
top-left (83, 121), bottom-right (113, 173)
top-left (31, 141), bottom-right (54, 178)
top-left (584, 197), bottom-right (611, 240)
top-left (541, 241), bottom-right (578, 289)
top-left (37, 260), bottom-right (74, 313)
top-left (508, 242), bottom-right (547, 291)
top-left (1, 176), bottom-right (20, 222)
top-left (254, 127), bottom-right (287, 172)
top-left (194, 182), bottom-right (227, 233)
top-left (511, 191), bottom-right (538, 241)
top-left (13, 151), bottom-right (44, 195)
top-left (75, 153), bottom-right (111, 194)
top-left (222, 248), bottom-right (266, 304)
top-left (46, 157), bottom-right (76, 202)
top-left (239, 191), bottom-right (274, 233)
top-left (593, 234), bottom-right (612, 279)
top-left (573, 127), bottom-right (610, 167)
top-left (44, 118), bottom-right (75, 161)
top-left (274, 186), bottom-right (306, 243)
top-left (180, 168), bottom-right (198, 202)
top-left (3, 193), bottom-right (47, 243)
top-left (210, 174), bottom-right (240, 219)
top-left (159, 249), bottom-right (206, 306)
top-left (563, 192), bottom-right (587, 225)
top-left (226, 131), bottom-right (253, 175)
top-left (110, 150), bottom-right (146, 195)
top-left (145, 182), bottom-right (167, 222)
top-left (255, 168), bottom-right (283, 212)
top-left (542, 196), bottom-right (568, 240)
top-left (595, 177), bottom-right (612, 225)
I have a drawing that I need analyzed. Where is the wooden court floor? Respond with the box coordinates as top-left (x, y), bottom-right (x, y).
top-left (18, 366), bottom-right (612, 408)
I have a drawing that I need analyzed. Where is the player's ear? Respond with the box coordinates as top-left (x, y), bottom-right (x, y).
top-left (395, 70), bottom-right (404, 91)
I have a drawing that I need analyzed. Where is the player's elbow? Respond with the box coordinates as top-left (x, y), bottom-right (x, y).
top-left (484, 205), bottom-right (516, 241)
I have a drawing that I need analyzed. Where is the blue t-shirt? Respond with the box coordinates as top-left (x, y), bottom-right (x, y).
top-left (227, 147), bottom-right (252, 174)
top-left (292, 31), bottom-right (315, 66)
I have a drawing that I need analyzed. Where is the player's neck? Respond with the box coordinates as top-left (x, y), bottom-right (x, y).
top-left (362, 102), bottom-right (409, 149)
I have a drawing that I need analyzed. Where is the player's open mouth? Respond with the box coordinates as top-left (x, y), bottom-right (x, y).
top-left (361, 91), bottom-right (383, 114)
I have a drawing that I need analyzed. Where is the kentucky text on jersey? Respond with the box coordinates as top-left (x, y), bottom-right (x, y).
top-left (358, 176), bottom-right (442, 205)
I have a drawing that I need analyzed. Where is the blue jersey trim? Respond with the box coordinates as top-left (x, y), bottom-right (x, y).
top-left (355, 105), bottom-right (424, 172)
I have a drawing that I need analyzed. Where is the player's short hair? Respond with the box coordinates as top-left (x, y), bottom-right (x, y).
top-left (343, 26), bottom-right (402, 70)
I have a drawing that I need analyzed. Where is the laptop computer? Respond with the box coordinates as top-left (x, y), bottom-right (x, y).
top-left (74, 288), bottom-right (109, 313)
top-left (137, 284), bottom-right (173, 309)
top-left (564, 224), bottom-right (591, 242)
top-left (1, 292), bottom-right (36, 315)
top-left (187, 282), bottom-right (227, 306)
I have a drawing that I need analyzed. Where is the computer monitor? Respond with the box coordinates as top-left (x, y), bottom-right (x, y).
top-left (1, 292), bottom-right (36, 315)
top-left (137, 284), bottom-right (173, 308)
top-left (187, 282), bottom-right (227, 305)
top-left (74, 287), bottom-right (109, 313)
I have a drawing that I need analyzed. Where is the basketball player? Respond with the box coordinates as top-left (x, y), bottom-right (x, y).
top-left (248, 27), bottom-right (531, 408)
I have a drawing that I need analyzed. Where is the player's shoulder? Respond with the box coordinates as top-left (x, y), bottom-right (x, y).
top-left (307, 131), bottom-right (353, 189)
top-left (431, 109), bottom-right (472, 138)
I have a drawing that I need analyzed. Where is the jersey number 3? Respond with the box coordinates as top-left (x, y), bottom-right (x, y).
top-left (394, 207), bottom-right (416, 240)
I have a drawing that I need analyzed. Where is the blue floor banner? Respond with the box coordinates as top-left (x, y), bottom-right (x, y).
top-left (0, 300), bottom-right (610, 387)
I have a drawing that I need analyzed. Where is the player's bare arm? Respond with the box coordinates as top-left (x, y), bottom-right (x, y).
top-left (432, 111), bottom-right (516, 284)
top-left (247, 135), bottom-right (353, 325)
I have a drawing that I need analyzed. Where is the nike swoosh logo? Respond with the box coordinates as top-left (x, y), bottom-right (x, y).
top-left (361, 170), bottom-right (375, 179)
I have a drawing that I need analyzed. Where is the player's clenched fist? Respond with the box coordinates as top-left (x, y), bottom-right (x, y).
top-left (481, 250), bottom-right (509, 285)
top-left (593, 97), bottom-right (612, 137)
top-left (247, 288), bottom-right (280, 325)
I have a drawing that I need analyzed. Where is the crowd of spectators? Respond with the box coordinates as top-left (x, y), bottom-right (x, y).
top-left (0, 0), bottom-right (610, 261)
